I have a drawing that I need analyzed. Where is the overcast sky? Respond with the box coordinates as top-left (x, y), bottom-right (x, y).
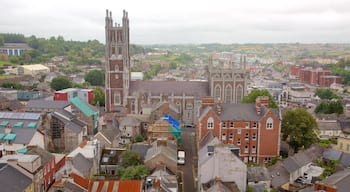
top-left (1, 0), bottom-right (350, 44)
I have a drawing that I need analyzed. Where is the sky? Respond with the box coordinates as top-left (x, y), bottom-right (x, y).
top-left (1, 0), bottom-right (350, 44)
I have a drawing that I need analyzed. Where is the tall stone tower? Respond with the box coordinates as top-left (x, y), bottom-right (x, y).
top-left (105, 10), bottom-right (130, 112)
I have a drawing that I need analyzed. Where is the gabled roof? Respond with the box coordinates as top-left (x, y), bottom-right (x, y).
top-left (206, 180), bottom-right (232, 192)
top-left (26, 146), bottom-right (54, 166)
top-left (0, 163), bottom-right (32, 191)
top-left (119, 115), bottom-right (142, 127)
top-left (318, 120), bottom-right (340, 131)
top-left (323, 149), bottom-right (342, 161)
top-left (98, 120), bottom-right (120, 143)
top-left (72, 153), bottom-right (93, 177)
top-left (70, 97), bottom-right (97, 117)
top-left (321, 169), bottom-right (350, 192)
top-left (131, 143), bottom-right (152, 161)
top-left (247, 166), bottom-right (270, 183)
top-left (217, 103), bottom-right (268, 121)
top-left (129, 81), bottom-right (209, 99)
top-left (145, 140), bottom-right (177, 163)
top-left (26, 100), bottom-right (70, 109)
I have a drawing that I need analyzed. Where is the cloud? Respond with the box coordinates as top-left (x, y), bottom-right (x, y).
top-left (0, 0), bottom-right (350, 44)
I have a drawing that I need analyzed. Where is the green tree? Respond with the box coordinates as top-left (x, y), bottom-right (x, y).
top-left (133, 135), bottom-right (144, 143)
top-left (242, 89), bottom-right (278, 108)
top-left (84, 70), bottom-right (105, 86)
top-left (1, 82), bottom-right (23, 89)
top-left (315, 88), bottom-right (341, 100)
top-left (92, 87), bottom-right (105, 106)
top-left (50, 77), bottom-right (72, 91)
top-left (120, 150), bottom-right (142, 168)
top-left (120, 165), bottom-right (149, 180)
top-left (315, 100), bottom-right (343, 114)
top-left (282, 108), bottom-right (319, 152)
top-left (0, 36), bottom-right (4, 46)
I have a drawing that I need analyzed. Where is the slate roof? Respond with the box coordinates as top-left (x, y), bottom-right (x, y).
top-left (0, 128), bottom-right (37, 144)
top-left (323, 149), bottom-right (342, 161)
top-left (129, 80), bottom-right (210, 99)
top-left (268, 161), bottom-right (290, 188)
top-left (201, 103), bottom-right (279, 122)
top-left (119, 115), bottom-right (142, 127)
top-left (321, 169), bottom-right (350, 192)
top-left (99, 120), bottom-right (120, 143)
top-left (339, 120), bottom-right (350, 134)
top-left (198, 130), bottom-right (216, 150)
top-left (0, 163), bottom-right (32, 191)
top-left (131, 143), bottom-right (152, 161)
top-left (145, 140), bottom-right (177, 163)
top-left (206, 180), bottom-right (232, 192)
top-left (26, 146), bottom-right (54, 166)
top-left (72, 153), bottom-right (93, 177)
top-left (247, 166), bottom-right (270, 183)
top-left (318, 120), bottom-right (340, 131)
top-left (26, 100), bottom-right (70, 109)
top-left (340, 152), bottom-right (350, 167)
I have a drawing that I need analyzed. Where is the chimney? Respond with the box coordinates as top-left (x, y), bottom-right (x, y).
top-left (217, 98), bottom-right (222, 115)
top-left (156, 138), bottom-right (167, 147)
top-left (256, 98), bottom-right (261, 115)
top-left (257, 96), bottom-right (269, 108)
top-left (163, 102), bottom-right (169, 114)
top-left (201, 96), bottom-right (215, 109)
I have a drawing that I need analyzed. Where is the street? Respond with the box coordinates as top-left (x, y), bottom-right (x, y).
top-left (178, 127), bottom-right (197, 192)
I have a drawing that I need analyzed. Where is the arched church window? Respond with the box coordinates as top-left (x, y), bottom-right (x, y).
top-left (236, 85), bottom-right (243, 103)
top-left (225, 85), bottom-right (232, 103)
top-left (215, 85), bottom-right (221, 102)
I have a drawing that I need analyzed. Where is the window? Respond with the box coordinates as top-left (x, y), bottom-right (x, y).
top-left (215, 85), bottom-right (221, 102)
top-left (252, 133), bottom-right (256, 140)
top-left (230, 122), bottom-right (234, 128)
top-left (115, 65), bottom-right (119, 72)
top-left (114, 92), bottom-right (121, 105)
top-left (186, 103), bottom-right (193, 110)
top-left (222, 133), bottom-right (226, 140)
top-left (266, 117), bottom-right (273, 129)
top-left (236, 85), bottom-right (243, 103)
top-left (245, 122), bottom-right (249, 128)
top-left (207, 117), bottom-right (214, 129)
top-left (237, 128), bottom-right (241, 134)
top-left (252, 146), bottom-right (256, 153)
top-left (244, 145), bottom-right (249, 153)
top-left (229, 133), bottom-right (234, 141)
top-left (245, 133), bottom-right (249, 140)
top-left (237, 138), bottom-right (241, 145)
top-left (225, 85), bottom-right (232, 103)
top-left (115, 73), bottom-right (119, 79)
top-left (222, 122), bottom-right (226, 128)
top-left (253, 122), bottom-right (257, 128)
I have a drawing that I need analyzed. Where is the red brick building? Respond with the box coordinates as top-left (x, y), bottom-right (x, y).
top-left (290, 65), bottom-right (340, 87)
top-left (196, 96), bottom-right (281, 164)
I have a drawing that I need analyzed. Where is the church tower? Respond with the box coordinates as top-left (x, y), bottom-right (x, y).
top-left (105, 10), bottom-right (130, 112)
top-left (209, 54), bottom-right (248, 104)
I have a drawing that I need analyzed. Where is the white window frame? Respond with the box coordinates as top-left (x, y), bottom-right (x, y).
top-left (207, 117), bottom-right (214, 129)
top-left (114, 92), bottom-right (121, 105)
top-left (252, 133), bottom-right (256, 140)
top-left (237, 128), bottom-right (241, 134)
top-left (266, 117), bottom-right (273, 129)
top-left (252, 146), bottom-right (256, 153)
top-left (229, 133), bottom-right (234, 141)
top-left (222, 133), bottom-right (226, 140)
top-left (244, 145), bottom-right (249, 153)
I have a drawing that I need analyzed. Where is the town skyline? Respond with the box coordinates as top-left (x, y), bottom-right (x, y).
top-left (1, 0), bottom-right (350, 44)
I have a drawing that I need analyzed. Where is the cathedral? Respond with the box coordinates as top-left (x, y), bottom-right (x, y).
top-left (104, 10), bottom-right (249, 126)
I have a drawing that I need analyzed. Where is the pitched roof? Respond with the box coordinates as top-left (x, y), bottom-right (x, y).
top-left (131, 143), bottom-right (152, 161)
top-left (26, 146), bottom-right (54, 166)
top-left (247, 166), bottom-right (270, 183)
top-left (64, 180), bottom-right (87, 192)
top-left (70, 172), bottom-right (89, 190)
top-left (129, 80), bottom-right (209, 99)
top-left (98, 120), bottom-right (120, 143)
top-left (70, 97), bottom-right (97, 117)
top-left (206, 180), bottom-right (232, 192)
top-left (88, 180), bottom-right (119, 192)
top-left (145, 140), bottom-right (177, 164)
top-left (340, 152), bottom-right (350, 167)
top-left (117, 180), bottom-right (142, 192)
top-left (217, 103), bottom-right (269, 121)
top-left (321, 169), bottom-right (350, 191)
top-left (26, 100), bottom-right (70, 109)
top-left (0, 128), bottom-right (37, 144)
top-left (318, 120), bottom-right (340, 131)
top-left (323, 149), bottom-right (342, 161)
top-left (119, 115), bottom-right (142, 127)
top-left (0, 163), bottom-right (32, 191)
top-left (72, 153), bottom-right (93, 177)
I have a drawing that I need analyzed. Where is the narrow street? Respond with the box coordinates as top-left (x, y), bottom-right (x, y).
top-left (178, 127), bottom-right (197, 192)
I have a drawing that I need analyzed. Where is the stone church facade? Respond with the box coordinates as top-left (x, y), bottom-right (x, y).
top-left (105, 10), bottom-right (249, 126)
